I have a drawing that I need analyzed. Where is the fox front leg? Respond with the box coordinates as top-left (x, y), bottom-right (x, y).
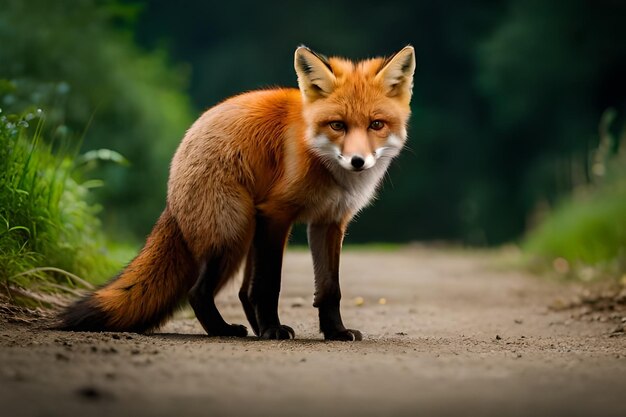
top-left (247, 214), bottom-right (295, 340)
top-left (308, 223), bottom-right (362, 341)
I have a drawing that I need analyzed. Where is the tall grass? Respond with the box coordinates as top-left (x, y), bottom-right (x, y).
top-left (524, 110), bottom-right (626, 280)
top-left (0, 106), bottom-right (123, 304)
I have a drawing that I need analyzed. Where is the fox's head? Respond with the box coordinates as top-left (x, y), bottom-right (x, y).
top-left (295, 45), bottom-right (415, 173)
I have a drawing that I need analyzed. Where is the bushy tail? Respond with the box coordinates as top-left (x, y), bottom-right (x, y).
top-left (56, 208), bottom-right (198, 333)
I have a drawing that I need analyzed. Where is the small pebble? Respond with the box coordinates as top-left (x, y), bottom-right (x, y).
top-left (291, 297), bottom-right (305, 308)
top-left (76, 386), bottom-right (103, 400)
top-left (495, 335), bottom-right (502, 340)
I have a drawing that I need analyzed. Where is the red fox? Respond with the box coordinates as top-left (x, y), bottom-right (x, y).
top-left (57, 45), bottom-right (415, 341)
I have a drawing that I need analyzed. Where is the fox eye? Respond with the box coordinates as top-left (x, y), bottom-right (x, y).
top-left (369, 120), bottom-right (384, 130)
top-left (329, 121), bottom-right (345, 131)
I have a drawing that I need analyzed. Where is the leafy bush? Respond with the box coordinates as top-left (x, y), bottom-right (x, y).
top-left (0, 105), bottom-right (124, 300)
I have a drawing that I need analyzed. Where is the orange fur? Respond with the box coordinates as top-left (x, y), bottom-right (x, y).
top-left (94, 210), bottom-right (197, 330)
top-left (57, 46), bottom-right (415, 334)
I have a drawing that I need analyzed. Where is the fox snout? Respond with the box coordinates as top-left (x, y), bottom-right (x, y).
top-left (338, 131), bottom-right (376, 171)
top-left (337, 152), bottom-right (376, 171)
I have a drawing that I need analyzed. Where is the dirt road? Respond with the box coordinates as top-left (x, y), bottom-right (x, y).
top-left (1, 248), bottom-right (625, 417)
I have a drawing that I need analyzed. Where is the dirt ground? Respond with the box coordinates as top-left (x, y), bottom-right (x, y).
top-left (1, 248), bottom-right (625, 417)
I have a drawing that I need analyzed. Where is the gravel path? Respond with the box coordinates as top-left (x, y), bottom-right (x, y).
top-left (1, 248), bottom-right (624, 417)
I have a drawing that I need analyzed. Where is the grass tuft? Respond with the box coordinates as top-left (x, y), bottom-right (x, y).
top-left (0, 104), bottom-right (130, 305)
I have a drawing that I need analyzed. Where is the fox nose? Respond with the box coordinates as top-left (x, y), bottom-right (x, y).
top-left (350, 156), bottom-right (365, 169)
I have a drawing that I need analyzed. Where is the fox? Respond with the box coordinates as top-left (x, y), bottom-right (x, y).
top-left (56, 45), bottom-right (416, 341)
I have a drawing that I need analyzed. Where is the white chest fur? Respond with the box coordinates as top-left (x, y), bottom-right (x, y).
top-left (298, 158), bottom-right (391, 224)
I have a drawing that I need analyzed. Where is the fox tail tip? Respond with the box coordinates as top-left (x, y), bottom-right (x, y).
top-left (52, 296), bottom-right (109, 332)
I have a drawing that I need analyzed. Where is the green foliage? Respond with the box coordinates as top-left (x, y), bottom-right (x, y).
top-left (524, 111), bottom-right (626, 279)
top-left (525, 192), bottom-right (625, 266)
top-left (2, 0), bottom-right (625, 249)
top-left (0, 0), bottom-right (194, 238)
top-left (0, 105), bottom-right (121, 295)
top-left (474, 0), bottom-right (626, 245)
top-left (130, 0), bottom-right (626, 245)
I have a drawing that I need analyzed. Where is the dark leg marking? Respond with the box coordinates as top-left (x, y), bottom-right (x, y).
top-left (188, 254), bottom-right (248, 337)
top-left (239, 245), bottom-right (260, 336)
top-left (308, 222), bottom-right (362, 341)
top-left (248, 214), bottom-right (294, 340)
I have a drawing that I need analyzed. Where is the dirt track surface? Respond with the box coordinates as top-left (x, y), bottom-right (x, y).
top-left (1, 248), bottom-right (625, 417)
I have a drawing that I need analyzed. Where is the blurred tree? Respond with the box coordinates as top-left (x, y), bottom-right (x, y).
top-left (128, 0), bottom-right (506, 243)
top-left (476, 0), bottom-right (626, 242)
top-left (0, 0), bottom-right (194, 238)
top-left (3, 0), bottom-right (624, 245)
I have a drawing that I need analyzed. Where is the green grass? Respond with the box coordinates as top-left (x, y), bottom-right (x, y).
top-left (524, 188), bottom-right (626, 263)
top-left (524, 186), bottom-right (626, 280)
top-left (0, 106), bottom-right (125, 304)
top-left (523, 111), bottom-right (626, 280)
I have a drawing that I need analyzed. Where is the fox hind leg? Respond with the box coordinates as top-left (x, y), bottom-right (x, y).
top-left (178, 184), bottom-right (256, 337)
top-left (189, 250), bottom-right (248, 337)
top-left (239, 246), bottom-right (260, 336)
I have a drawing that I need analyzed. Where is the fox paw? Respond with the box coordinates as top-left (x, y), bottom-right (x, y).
top-left (324, 328), bottom-right (363, 341)
top-left (260, 325), bottom-right (295, 340)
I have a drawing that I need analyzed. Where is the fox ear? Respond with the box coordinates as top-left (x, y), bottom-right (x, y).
top-left (375, 46), bottom-right (416, 101)
top-left (294, 46), bottom-right (336, 101)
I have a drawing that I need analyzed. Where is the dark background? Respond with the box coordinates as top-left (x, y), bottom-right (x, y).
top-left (2, 0), bottom-right (625, 245)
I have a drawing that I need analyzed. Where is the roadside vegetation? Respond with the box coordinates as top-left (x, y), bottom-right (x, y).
top-left (0, 100), bottom-right (131, 305)
top-left (1, 0), bottom-right (188, 306)
top-left (0, 0), bottom-right (193, 239)
top-left (524, 110), bottom-right (626, 282)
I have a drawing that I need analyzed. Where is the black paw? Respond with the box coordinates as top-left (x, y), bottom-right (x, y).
top-left (324, 328), bottom-right (362, 341)
top-left (260, 325), bottom-right (295, 340)
top-left (211, 323), bottom-right (248, 337)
